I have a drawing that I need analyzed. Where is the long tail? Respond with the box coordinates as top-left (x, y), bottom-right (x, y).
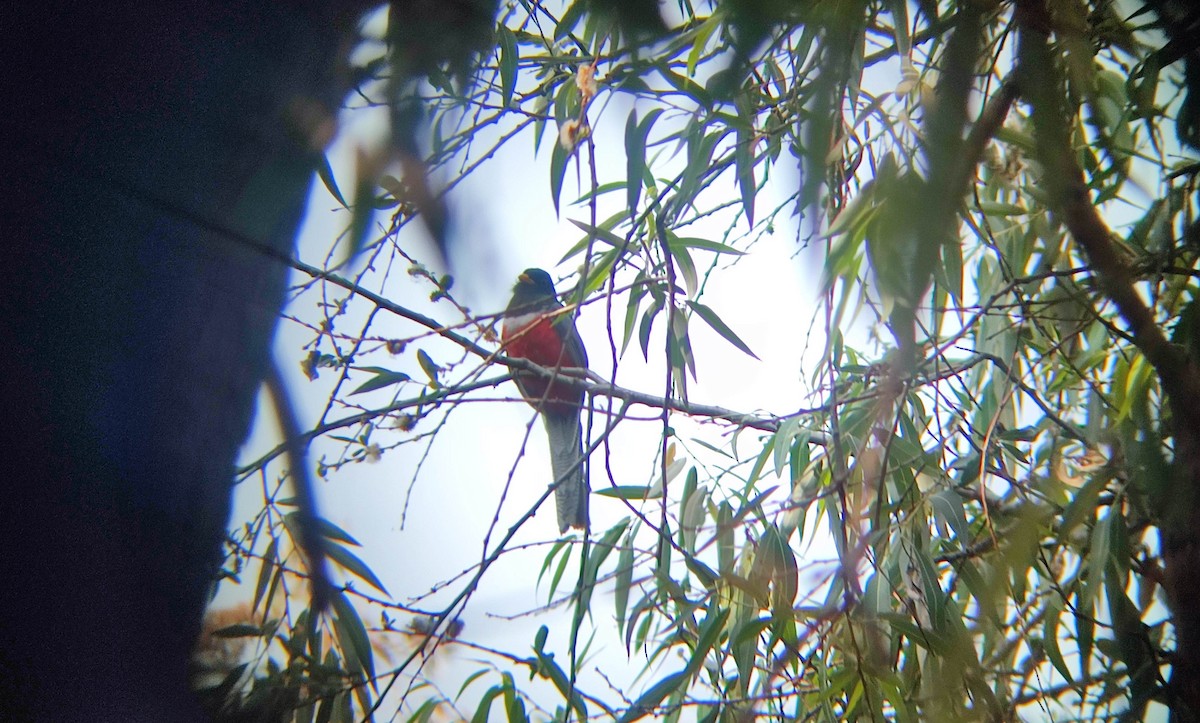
top-left (542, 411), bottom-right (588, 533)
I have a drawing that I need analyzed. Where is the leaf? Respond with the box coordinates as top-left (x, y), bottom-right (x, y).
top-left (582, 519), bottom-right (630, 610)
top-left (316, 153), bottom-right (349, 208)
top-left (735, 128), bottom-right (756, 227)
top-left (349, 368), bottom-right (411, 396)
top-left (595, 485), bottom-right (662, 500)
top-left (618, 670), bottom-right (688, 723)
top-left (638, 298), bottom-right (663, 361)
top-left (667, 236), bottom-right (698, 298)
top-left (1043, 599), bottom-right (1075, 686)
top-left (687, 301), bottom-right (759, 359)
top-left (211, 623), bottom-right (264, 638)
top-left (326, 541), bottom-right (391, 596)
top-left (674, 237), bottom-right (745, 255)
top-left (254, 537), bottom-right (279, 612)
top-left (532, 633), bottom-right (588, 720)
top-left (569, 217), bottom-right (626, 248)
top-left (622, 270), bottom-right (648, 354)
top-left (929, 490), bottom-right (970, 543)
top-left (331, 590), bottom-right (375, 681)
top-left (658, 65), bottom-right (712, 108)
top-left (314, 516), bottom-right (362, 547)
top-left (626, 111), bottom-right (645, 218)
top-left (497, 25), bottom-right (518, 109)
top-left (471, 685), bottom-right (504, 723)
top-left (614, 541), bottom-right (634, 636)
top-left (687, 606), bottom-right (730, 676)
top-left (550, 134), bottom-right (569, 216)
top-left (417, 348), bottom-right (441, 387)
top-left (686, 16), bottom-right (719, 77)
top-left (555, 0), bottom-right (585, 39)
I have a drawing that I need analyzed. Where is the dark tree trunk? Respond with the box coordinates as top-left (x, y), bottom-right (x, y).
top-left (0, 3), bottom-right (372, 719)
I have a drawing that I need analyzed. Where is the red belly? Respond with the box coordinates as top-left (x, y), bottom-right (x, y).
top-left (504, 317), bottom-right (582, 413)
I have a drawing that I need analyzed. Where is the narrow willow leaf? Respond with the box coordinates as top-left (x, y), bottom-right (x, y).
top-left (497, 25), bottom-right (518, 108)
top-left (687, 301), bottom-right (759, 359)
top-left (533, 643), bottom-right (588, 720)
top-left (674, 237), bottom-right (745, 255)
top-left (626, 110), bottom-right (645, 217)
top-left (550, 135), bottom-right (569, 216)
top-left (622, 270), bottom-right (648, 354)
top-left (211, 623), bottom-right (264, 638)
top-left (615, 541), bottom-right (635, 635)
top-left (316, 153), bottom-right (349, 208)
top-left (349, 369), bottom-right (411, 396)
top-left (686, 16), bottom-right (719, 77)
top-left (417, 348), bottom-right (440, 386)
top-left (325, 541), bottom-right (390, 596)
top-left (569, 217), bottom-right (626, 248)
top-left (584, 518), bottom-right (629, 593)
top-left (688, 607), bottom-right (730, 676)
top-left (254, 537), bottom-right (279, 612)
top-left (618, 670), bottom-right (688, 723)
top-left (1043, 599), bottom-right (1075, 685)
top-left (668, 237), bottom-right (698, 298)
top-left (331, 590), bottom-right (375, 681)
top-left (595, 484), bottom-right (661, 500)
top-left (638, 298), bottom-right (663, 361)
top-left (548, 541), bottom-right (573, 600)
top-left (735, 129), bottom-right (756, 227)
top-left (456, 669), bottom-right (490, 700)
top-left (312, 516), bottom-right (362, 547)
top-left (658, 65), bottom-right (712, 108)
top-left (554, 0), bottom-right (585, 39)
top-left (470, 685), bottom-right (503, 723)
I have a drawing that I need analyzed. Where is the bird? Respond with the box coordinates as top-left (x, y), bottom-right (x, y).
top-left (501, 268), bottom-right (590, 533)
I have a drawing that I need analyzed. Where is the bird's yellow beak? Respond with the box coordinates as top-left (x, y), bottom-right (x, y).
top-left (518, 272), bottom-right (533, 284)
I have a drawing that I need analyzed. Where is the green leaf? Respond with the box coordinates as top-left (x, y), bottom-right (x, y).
top-left (582, 518), bottom-right (630, 609)
top-left (417, 348), bottom-right (441, 387)
top-left (349, 368), bottom-right (411, 396)
top-left (687, 301), bottom-right (759, 359)
top-left (1043, 599), bottom-right (1075, 686)
top-left (471, 685), bottom-right (504, 723)
top-left (687, 606), bottom-right (729, 676)
top-left (314, 516), bottom-right (362, 547)
top-left (622, 270), bottom-right (648, 354)
top-left (568, 217), bottom-right (626, 248)
top-left (668, 236), bottom-right (698, 298)
top-left (929, 490), bottom-right (970, 543)
top-left (595, 484), bottom-right (661, 500)
top-left (550, 130), bottom-right (570, 216)
top-left (618, 670), bottom-right (688, 723)
top-left (658, 65), bottom-right (712, 108)
top-left (211, 623), bottom-right (264, 638)
top-left (735, 128), bottom-right (756, 227)
top-left (316, 153), bottom-right (349, 208)
top-left (638, 298), bottom-right (663, 361)
top-left (673, 237), bottom-right (744, 255)
top-left (254, 537), bottom-right (279, 612)
top-left (626, 111), bottom-right (645, 218)
top-left (331, 589), bottom-right (375, 681)
top-left (532, 637), bottom-right (588, 720)
top-left (326, 541), bottom-right (390, 596)
top-left (497, 25), bottom-right (518, 108)
top-left (555, 0), bottom-right (585, 39)
top-left (614, 541), bottom-right (635, 636)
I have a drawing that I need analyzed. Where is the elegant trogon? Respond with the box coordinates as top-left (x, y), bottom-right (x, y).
top-left (502, 268), bottom-right (590, 533)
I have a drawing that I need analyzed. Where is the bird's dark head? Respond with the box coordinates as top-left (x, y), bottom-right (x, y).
top-left (511, 268), bottom-right (558, 303)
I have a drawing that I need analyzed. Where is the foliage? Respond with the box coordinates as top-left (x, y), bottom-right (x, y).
top-left (204, 0), bottom-right (1200, 720)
